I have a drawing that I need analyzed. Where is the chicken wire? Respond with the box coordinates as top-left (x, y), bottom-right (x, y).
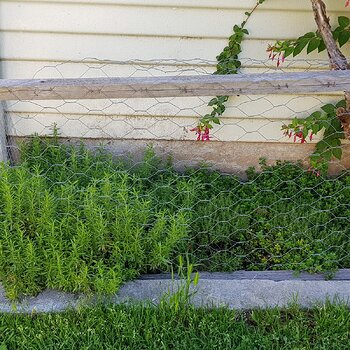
top-left (0, 58), bottom-right (349, 277)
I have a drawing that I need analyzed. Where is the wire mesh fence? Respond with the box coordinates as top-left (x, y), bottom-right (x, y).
top-left (0, 58), bottom-right (349, 298)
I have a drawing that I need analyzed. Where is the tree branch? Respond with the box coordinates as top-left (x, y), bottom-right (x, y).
top-left (311, 0), bottom-right (349, 70)
top-left (311, 0), bottom-right (350, 139)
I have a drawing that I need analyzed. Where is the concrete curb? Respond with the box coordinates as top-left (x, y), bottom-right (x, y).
top-left (1, 270), bottom-right (350, 313)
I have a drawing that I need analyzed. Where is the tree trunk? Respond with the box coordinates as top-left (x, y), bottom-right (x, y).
top-left (311, 0), bottom-right (350, 137)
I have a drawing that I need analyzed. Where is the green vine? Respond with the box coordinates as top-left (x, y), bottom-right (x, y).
top-left (267, 16), bottom-right (350, 61)
top-left (282, 100), bottom-right (345, 175)
top-left (193, 0), bottom-right (350, 175)
top-left (192, 0), bottom-right (266, 140)
top-left (273, 14), bottom-right (350, 174)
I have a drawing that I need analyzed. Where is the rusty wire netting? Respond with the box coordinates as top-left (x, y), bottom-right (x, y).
top-left (0, 58), bottom-right (349, 297)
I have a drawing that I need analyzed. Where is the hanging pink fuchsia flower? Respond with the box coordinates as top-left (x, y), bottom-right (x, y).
top-left (282, 124), bottom-right (315, 145)
top-left (201, 128), bottom-right (210, 141)
top-left (267, 44), bottom-right (274, 58)
top-left (307, 167), bottom-right (321, 177)
top-left (190, 127), bottom-right (202, 141)
top-left (283, 127), bottom-right (310, 144)
top-left (346, 0), bottom-right (350, 7)
top-left (190, 126), bottom-right (211, 141)
top-left (283, 130), bottom-right (293, 138)
top-left (267, 45), bottom-right (285, 67)
top-left (293, 130), bottom-right (305, 143)
top-left (277, 52), bottom-right (285, 67)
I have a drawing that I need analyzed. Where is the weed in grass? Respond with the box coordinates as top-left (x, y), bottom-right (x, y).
top-left (160, 256), bottom-right (200, 312)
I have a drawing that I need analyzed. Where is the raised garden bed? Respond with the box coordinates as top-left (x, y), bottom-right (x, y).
top-left (0, 134), bottom-right (349, 299)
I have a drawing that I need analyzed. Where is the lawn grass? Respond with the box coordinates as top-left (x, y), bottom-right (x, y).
top-left (0, 301), bottom-right (349, 349)
top-left (0, 133), bottom-right (349, 298)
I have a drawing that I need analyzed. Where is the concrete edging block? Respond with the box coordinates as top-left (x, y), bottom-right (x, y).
top-left (1, 270), bottom-right (350, 313)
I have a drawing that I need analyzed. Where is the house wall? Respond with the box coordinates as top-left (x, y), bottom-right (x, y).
top-left (0, 0), bottom-right (349, 172)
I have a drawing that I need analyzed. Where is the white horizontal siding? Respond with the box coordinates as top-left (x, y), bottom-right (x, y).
top-left (6, 112), bottom-right (325, 143)
top-left (5, 93), bottom-right (339, 142)
top-left (1, 0), bottom-right (349, 143)
top-left (6, 94), bottom-right (339, 120)
top-left (2, 1), bottom-right (349, 65)
top-left (2, 1), bottom-right (345, 40)
top-left (3, 0), bottom-right (349, 12)
top-left (2, 32), bottom-right (348, 68)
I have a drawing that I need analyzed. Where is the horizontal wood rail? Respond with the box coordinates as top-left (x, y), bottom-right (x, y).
top-left (0, 70), bottom-right (349, 100)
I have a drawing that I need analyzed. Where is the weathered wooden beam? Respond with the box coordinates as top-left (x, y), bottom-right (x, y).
top-left (0, 70), bottom-right (349, 101)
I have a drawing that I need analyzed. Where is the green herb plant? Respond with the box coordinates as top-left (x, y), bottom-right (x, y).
top-left (0, 134), bottom-right (349, 299)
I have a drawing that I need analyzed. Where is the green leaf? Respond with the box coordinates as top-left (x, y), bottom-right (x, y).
top-left (212, 117), bottom-right (221, 125)
top-left (307, 38), bottom-right (321, 53)
top-left (338, 30), bottom-right (350, 47)
top-left (321, 104), bottom-right (335, 114)
top-left (312, 124), bottom-right (320, 134)
top-left (327, 138), bottom-right (340, 148)
top-left (316, 140), bottom-right (328, 151)
top-left (233, 25), bottom-right (241, 33)
top-left (330, 117), bottom-right (343, 132)
top-left (322, 149), bottom-right (333, 161)
top-left (333, 147), bottom-right (343, 160)
top-left (284, 47), bottom-right (294, 58)
top-left (293, 39), bottom-right (309, 57)
top-left (310, 111), bottom-right (322, 119)
top-left (318, 39), bottom-right (327, 52)
top-left (201, 114), bottom-right (211, 122)
top-left (336, 100), bottom-right (346, 108)
top-left (208, 98), bottom-right (218, 106)
top-left (218, 96), bottom-right (229, 103)
top-left (333, 28), bottom-right (341, 41)
top-left (193, 272), bottom-right (199, 286)
top-left (302, 32), bottom-right (317, 39)
top-left (338, 16), bottom-right (350, 28)
top-left (310, 151), bottom-right (322, 159)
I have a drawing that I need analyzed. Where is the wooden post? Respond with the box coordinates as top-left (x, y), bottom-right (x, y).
top-left (0, 102), bottom-right (8, 163)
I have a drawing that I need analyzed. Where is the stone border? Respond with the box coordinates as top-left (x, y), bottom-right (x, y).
top-left (140, 269), bottom-right (350, 281)
top-left (1, 270), bottom-right (350, 313)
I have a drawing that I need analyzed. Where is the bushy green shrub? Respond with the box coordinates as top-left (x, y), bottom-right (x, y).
top-left (0, 138), bottom-right (191, 299)
top-left (0, 134), bottom-right (349, 298)
top-left (191, 160), bottom-right (350, 273)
